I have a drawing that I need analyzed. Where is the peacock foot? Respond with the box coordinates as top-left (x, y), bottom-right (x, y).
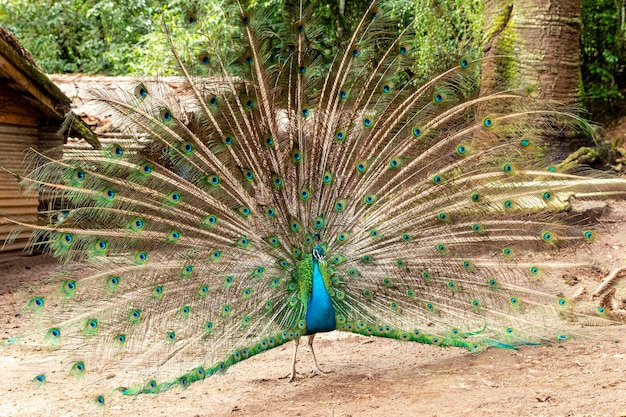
top-left (309, 364), bottom-right (329, 378)
top-left (281, 369), bottom-right (299, 382)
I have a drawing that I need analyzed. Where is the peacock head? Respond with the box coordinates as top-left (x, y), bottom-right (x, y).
top-left (312, 245), bottom-right (325, 262)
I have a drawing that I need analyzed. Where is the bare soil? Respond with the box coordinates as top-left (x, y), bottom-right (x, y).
top-left (1, 202), bottom-right (626, 417)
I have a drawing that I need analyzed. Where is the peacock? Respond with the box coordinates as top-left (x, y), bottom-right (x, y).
top-left (4, 0), bottom-right (626, 408)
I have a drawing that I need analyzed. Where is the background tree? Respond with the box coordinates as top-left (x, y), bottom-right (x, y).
top-left (481, 0), bottom-right (582, 107)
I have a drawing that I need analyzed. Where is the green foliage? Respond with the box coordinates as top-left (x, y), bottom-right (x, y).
top-left (126, 1), bottom-right (236, 75)
top-left (410, 0), bottom-right (483, 80)
top-left (581, 0), bottom-right (626, 118)
top-left (302, 0), bottom-right (482, 81)
top-left (0, 0), bottom-right (482, 77)
top-left (0, 0), bottom-right (162, 74)
top-left (0, 0), bottom-right (240, 75)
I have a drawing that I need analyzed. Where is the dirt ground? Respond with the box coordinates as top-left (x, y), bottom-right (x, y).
top-left (1, 202), bottom-right (626, 417)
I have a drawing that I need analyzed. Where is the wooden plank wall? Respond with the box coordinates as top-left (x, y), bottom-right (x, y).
top-left (0, 122), bottom-right (40, 252)
top-left (0, 81), bottom-right (47, 253)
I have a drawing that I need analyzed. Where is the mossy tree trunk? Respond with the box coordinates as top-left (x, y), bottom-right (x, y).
top-left (481, 0), bottom-right (581, 106)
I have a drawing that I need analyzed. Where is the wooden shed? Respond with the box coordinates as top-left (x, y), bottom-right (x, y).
top-left (0, 27), bottom-right (96, 253)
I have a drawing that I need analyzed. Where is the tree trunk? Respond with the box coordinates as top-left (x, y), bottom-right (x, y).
top-left (482, 0), bottom-right (581, 107)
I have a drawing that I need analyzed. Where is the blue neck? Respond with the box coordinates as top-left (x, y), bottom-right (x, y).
top-left (304, 258), bottom-right (336, 334)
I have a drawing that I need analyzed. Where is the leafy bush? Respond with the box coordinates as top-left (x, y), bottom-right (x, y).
top-left (0, 0), bottom-right (162, 74)
top-left (0, 0), bottom-right (481, 78)
top-left (581, 0), bottom-right (625, 119)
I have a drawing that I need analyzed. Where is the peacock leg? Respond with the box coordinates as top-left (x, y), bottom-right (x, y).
top-left (307, 333), bottom-right (328, 377)
top-left (287, 336), bottom-right (300, 382)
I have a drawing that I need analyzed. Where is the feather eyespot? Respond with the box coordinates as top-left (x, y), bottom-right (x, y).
top-left (456, 144), bottom-right (470, 156)
top-left (583, 230), bottom-right (596, 241)
top-left (137, 163), bottom-right (152, 175)
top-left (60, 233), bottom-right (74, 246)
top-left (112, 144), bottom-right (124, 157)
top-left (73, 169), bottom-right (86, 182)
top-left (135, 85), bottom-right (148, 99)
top-left (200, 52), bottom-right (211, 65)
top-left (161, 109), bottom-right (172, 121)
top-left (185, 13), bottom-right (197, 24)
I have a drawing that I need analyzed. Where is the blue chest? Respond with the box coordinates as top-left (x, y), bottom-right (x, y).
top-left (304, 259), bottom-right (336, 334)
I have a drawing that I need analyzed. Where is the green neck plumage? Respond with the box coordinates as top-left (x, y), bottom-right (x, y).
top-left (295, 251), bottom-right (332, 309)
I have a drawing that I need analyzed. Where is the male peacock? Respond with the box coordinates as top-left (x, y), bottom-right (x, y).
top-left (3, 0), bottom-right (626, 408)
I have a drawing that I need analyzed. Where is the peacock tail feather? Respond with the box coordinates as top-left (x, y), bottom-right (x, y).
top-left (3, 0), bottom-right (626, 406)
